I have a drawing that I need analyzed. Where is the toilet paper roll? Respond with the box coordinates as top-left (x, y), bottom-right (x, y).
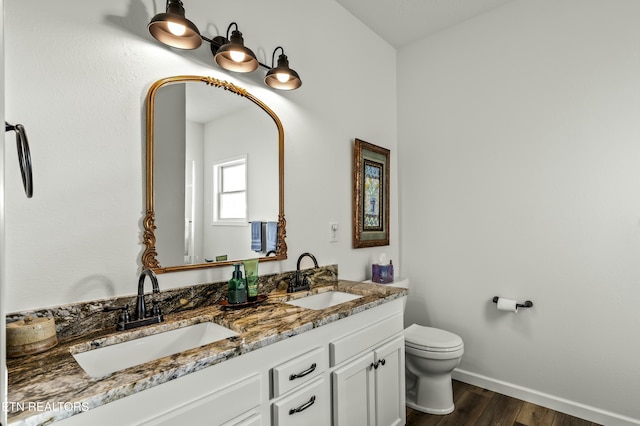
top-left (496, 297), bottom-right (519, 313)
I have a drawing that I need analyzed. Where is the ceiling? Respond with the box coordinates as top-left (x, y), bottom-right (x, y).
top-left (335, 0), bottom-right (515, 48)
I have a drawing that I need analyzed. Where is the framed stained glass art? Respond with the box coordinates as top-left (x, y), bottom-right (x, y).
top-left (352, 138), bottom-right (390, 248)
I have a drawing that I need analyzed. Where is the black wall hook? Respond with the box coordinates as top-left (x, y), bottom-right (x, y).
top-left (492, 296), bottom-right (533, 309)
top-left (5, 121), bottom-right (33, 198)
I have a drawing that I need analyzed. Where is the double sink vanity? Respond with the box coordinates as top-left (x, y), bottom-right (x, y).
top-left (6, 275), bottom-right (407, 426)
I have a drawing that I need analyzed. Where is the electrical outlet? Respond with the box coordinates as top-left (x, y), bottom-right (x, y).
top-left (330, 222), bottom-right (339, 242)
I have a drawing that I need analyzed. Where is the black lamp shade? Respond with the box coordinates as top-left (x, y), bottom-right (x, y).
top-left (214, 30), bottom-right (259, 73)
top-left (148, 1), bottom-right (202, 49)
top-left (265, 54), bottom-right (302, 90)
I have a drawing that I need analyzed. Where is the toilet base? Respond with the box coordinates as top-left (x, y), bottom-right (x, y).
top-left (405, 373), bottom-right (455, 415)
top-left (406, 396), bottom-right (454, 415)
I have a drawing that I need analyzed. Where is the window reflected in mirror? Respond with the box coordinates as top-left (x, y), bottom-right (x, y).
top-left (214, 155), bottom-right (247, 223)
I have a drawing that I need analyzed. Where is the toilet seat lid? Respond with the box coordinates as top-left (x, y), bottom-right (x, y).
top-left (405, 324), bottom-right (463, 352)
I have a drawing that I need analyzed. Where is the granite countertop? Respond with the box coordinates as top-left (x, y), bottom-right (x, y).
top-left (6, 280), bottom-right (406, 426)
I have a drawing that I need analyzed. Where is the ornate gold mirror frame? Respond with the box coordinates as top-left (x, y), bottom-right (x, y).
top-left (142, 76), bottom-right (286, 273)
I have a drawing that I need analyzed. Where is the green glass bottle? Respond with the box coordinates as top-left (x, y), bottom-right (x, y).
top-left (228, 263), bottom-right (247, 304)
top-left (244, 258), bottom-right (259, 302)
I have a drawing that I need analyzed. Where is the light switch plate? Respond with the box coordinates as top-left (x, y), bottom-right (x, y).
top-left (330, 222), bottom-right (339, 242)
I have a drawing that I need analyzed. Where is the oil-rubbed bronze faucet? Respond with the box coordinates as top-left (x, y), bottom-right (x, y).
top-left (104, 269), bottom-right (164, 331)
top-left (288, 252), bottom-right (318, 293)
top-left (136, 268), bottom-right (161, 320)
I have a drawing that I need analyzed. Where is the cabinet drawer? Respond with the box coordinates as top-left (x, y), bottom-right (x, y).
top-left (330, 313), bottom-right (403, 366)
top-left (271, 346), bottom-right (326, 397)
top-left (136, 373), bottom-right (260, 426)
top-left (272, 377), bottom-right (329, 426)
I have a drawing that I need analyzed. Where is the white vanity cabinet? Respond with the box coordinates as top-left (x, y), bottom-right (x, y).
top-left (330, 315), bottom-right (406, 426)
top-left (52, 297), bottom-right (405, 426)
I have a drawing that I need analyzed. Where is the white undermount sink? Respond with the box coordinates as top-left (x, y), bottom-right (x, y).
top-left (72, 322), bottom-right (238, 378)
top-left (285, 291), bottom-right (363, 310)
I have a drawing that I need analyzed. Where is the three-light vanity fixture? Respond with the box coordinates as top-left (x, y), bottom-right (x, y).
top-left (148, 0), bottom-right (302, 90)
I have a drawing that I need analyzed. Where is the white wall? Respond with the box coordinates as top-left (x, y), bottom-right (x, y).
top-left (399, 0), bottom-right (640, 423)
top-left (2, 0), bottom-right (398, 312)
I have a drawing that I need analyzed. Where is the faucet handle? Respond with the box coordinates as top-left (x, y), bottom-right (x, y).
top-left (103, 304), bottom-right (130, 327)
top-left (103, 304), bottom-right (129, 314)
top-left (151, 300), bottom-right (162, 317)
top-left (120, 305), bottom-right (131, 324)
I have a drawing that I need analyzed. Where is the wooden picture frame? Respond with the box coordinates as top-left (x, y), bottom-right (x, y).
top-left (353, 138), bottom-right (390, 248)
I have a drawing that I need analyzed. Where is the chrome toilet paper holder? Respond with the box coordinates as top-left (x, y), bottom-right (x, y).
top-left (492, 296), bottom-right (533, 309)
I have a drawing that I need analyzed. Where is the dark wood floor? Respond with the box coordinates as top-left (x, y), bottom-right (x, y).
top-left (406, 380), bottom-right (600, 426)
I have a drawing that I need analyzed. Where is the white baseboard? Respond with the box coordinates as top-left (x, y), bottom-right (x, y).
top-left (452, 369), bottom-right (640, 426)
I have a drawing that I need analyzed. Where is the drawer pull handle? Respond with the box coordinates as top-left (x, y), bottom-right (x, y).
top-left (289, 395), bottom-right (316, 415)
top-left (289, 362), bottom-right (317, 380)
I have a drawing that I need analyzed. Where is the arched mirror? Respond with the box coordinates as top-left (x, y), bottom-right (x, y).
top-left (142, 76), bottom-right (286, 273)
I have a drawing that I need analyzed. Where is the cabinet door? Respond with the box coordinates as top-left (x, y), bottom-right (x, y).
top-left (373, 336), bottom-right (405, 426)
top-left (332, 351), bottom-right (375, 426)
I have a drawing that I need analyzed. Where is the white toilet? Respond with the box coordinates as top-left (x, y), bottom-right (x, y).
top-left (390, 277), bottom-right (464, 415)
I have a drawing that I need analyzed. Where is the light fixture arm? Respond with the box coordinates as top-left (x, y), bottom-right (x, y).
top-left (225, 22), bottom-right (239, 40)
top-left (271, 46), bottom-right (285, 68)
